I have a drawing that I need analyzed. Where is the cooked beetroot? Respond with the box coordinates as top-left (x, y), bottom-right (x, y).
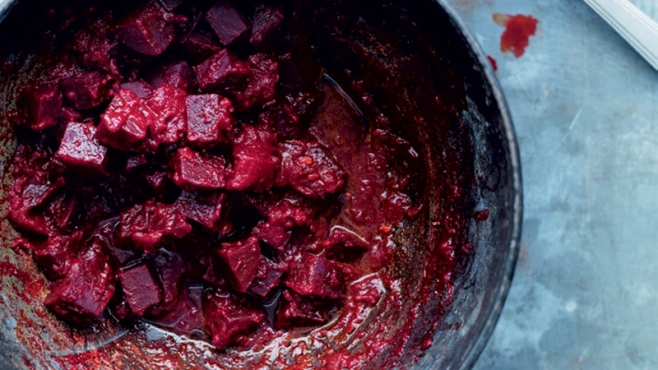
top-left (31, 231), bottom-right (83, 281)
top-left (276, 290), bottom-right (330, 328)
top-left (121, 80), bottom-right (154, 99)
top-left (60, 71), bottom-right (111, 111)
top-left (205, 0), bottom-right (250, 46)
top-left (249, 258), bottom-right (286, 298)
top-left (169, 147), bottom-right (226, 190)
top-left (46, 191), bottom-right (78, 229)
top-left (116, 1), bottom-right (180, 56)
top-left (252, 200), bottom-right (309, 250)
top-left (322, 227), bottom-right (370, 261)
top-left (284, 253), bottom-right (346, 299)
top-left (72, 17), bottom-right (119, 75)
top-left (18, 84), bottom-right (62, 131)
top-left (217, 237), bottom-right (262, 293)
top-left (175, 191), bottom-right (232, 235)
top-left (182, 28), bottom-right (222, 64)
top-left (153, 250), bottom-right (185, 306)
top-left (233, 54), bottom-right (279, 111)
top-left (185, 94), bottom-right (235, 147)
top-left (226, 125), bottom-right (280, 192)
top-left (119, 263), bottom-right (162, 316)
top-left (250, 5), bottom-right (284, 49)
top-left (193, 49), bottom-right (250, 92)
top-left (203, 291), bottom-right (264, 350)
top-left (147, 84), bottom-right (187, 145)
top-left (118, 201), bottom-right (192, 253)
top-left (147, 61), bottom-right (196, 93)
top-left (8, 171), bottom-right (64, 235)
top-left (276, 140), bottom-right (346, 199)
top-left (55, 121), bottom-right (107, 171)
top-left (44, 240), bottom-right (115, 325)
top-left (96, 88), bottom-right (154, 150)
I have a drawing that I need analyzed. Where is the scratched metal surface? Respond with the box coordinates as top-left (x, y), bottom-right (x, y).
top-left (444, 0), bottom-right (658, 369)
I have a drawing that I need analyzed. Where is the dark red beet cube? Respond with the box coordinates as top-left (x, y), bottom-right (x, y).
top-left (276, 140), bottom-right (346, 199)
top-left (175, 191), bottom-right (232, 235)
top-left (147, 61), bottom-right (195, 93)
top-left (118, 201), bottom-right (192, 253)
top-left (233, 54), bottom-right (278, 111)
top-left (252, 200), bottom-right (308, 250)
top-left (119, 263), bottom-right (162, 316)
top-left (19, 84), bottom-right (62, 131)
top-left (203, 291), bottom-right (264, 350)
top-left (170, 147), bottom-right (227, 191)
top-left (249, 258), bottom-right (285, 298)
top-left (217, 237), bottom-right (262, 293)
top-left (44, 241), bottom-right (116, 325)
top-left (126, 153), bottom-right (148, 171)
top-left (147, 286), bottom-right (205, 334)
top-left (284, 252), bottom-right (346, 299)
top-left (226, 125), bottom-right (280, 192)
top-left (185, 94), bottom-right (235, 147)
top-left (60, 71), bottom-right (111, 111)
top-left (147, 84), bottom-right (187, 145)
top-left (55, 121), bottom-right (107, 171)
top-left (183, 28), bottom-right (221, 64)
top-left (116, 1), bottom-right (178, 56)
top-left (205, 0), bottom-right (250, 46)
top-left (72, 17), bottom-right (119, 75)
top-left (120, 80), bottom-right (154, 99)
top-left (97, 88), bottom-right (155, 150)
top-left (193, 49), bottom-right (250, 92)
top-left (250, 5), bottom-right (284, 49)
top-left (46, 191), bottom-right (77, 229)
top-left (59, 107), bottom-right (82, 126)
top-left (8, 173), bottom-right (65, 235)
top-left (153, 250), bottom-right (185, 306)
top-left (276, 290), bottom-right (330, 328)
top-left (32, 231), bottom-right (83, 281)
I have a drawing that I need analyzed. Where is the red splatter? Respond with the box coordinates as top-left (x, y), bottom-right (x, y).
top-left (474, 209), bottom-right (490, 222)
top-left (0, 261), bottom-right (32, 284)
top-left (493, 14), bottom-right (538, 58)
top-left (487, 56), bottom-right (498, 71)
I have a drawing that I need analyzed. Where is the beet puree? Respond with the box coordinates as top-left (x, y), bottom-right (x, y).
top-left (3, 0), bottom-right (474, 367)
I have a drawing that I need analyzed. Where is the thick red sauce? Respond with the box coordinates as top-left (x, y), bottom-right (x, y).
top-left (493, 13), bottom-right (539, 58)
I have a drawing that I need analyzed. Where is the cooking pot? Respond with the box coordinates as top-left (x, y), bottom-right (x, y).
top-left (0, 0), bottom-right (522, 368)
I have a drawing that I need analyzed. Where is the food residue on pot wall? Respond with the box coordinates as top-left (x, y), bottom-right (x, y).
top-left (493, 13), bottom-right (539, 58)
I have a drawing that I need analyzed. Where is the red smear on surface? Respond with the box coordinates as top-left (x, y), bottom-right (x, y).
top-left (473, 209), bottom-right (490, 222)
top-left (493, 13), bottom-right (538, 58)
top-left (487, 56), bottom-right (498, 71)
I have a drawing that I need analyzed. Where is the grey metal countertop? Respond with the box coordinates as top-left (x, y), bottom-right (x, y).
top-left (443, 0), bottom-right (658, 369)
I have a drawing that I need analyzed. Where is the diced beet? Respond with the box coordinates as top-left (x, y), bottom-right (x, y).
top-left (8, 173), bottom-right (64, 235)
top-left (120, 80), bottom-right (154, 99)
top-left (116, 1), bottom-right (180, 56)
top-left (145, 170), bottom-right (172, 198)
top-left (72, 17), bottom-right (119, 75)
top-left (59, 107), bottom-right (82, 126)
top-left (110, 295), bottom-right (133, 320)
top-left (55, 121), bottom-right (107, 171)
top-left (147, 285), bottom-right (205, 334)
top-left (169, 147), bottom-right (226, 191)
top-left (182, 28), bottom-right (222, 64)
top-left (185, 94), bottom-right (235, 147)
top-left (217, 237), bottom-right (262, 293)
top-left (193, 50), bottom-right (250, 92)
top-left (284, 252), bottom-right (346, 299)
top-left (147, 84), bottom-right (187, 145)
top-left (126, 153), bottom-right (148, 171)
top-left (202, 255), bottom-right (227, 287)
top-left (249, 258), bottom-right (285, 298)
top-left (118, 201), bottom-right (192, 253)
top-left (18, 84), bottom-right (62, 131)
top-left (233, 54), bottom-right (278, 111)
top-left (97, 88), bottom-right (155, 150)
top-left (46, 191), bottom-right (77, 229)
top-left (175, 191), bottom-right (232, 234)
top-left (44, 240), bottom-right (115, 325)
top-left (226, 126), bottom-right (280, 192)
top-left (147, 61), bottom-right (195, 93)
top-left (277, 53), bottom-right (303, 89)
top-left (205, 0), bottom-right (250, 46)
top-left (119, 263), bottom-right (162, 316)
top-left (276, 140), bottom-right (346, 199)
top-left (153, 250), bottom-right (185, 306)
top-left (250, 5), bottom-right (284, 49)
top-left (252, 200), bottom-right (308, 250)
top-left (157, 0), bottom-right (186, 11)
top-left (60, 71), bottom-right (112, 111)
top-left (322, 227), bottom-right (370, 261)
top-left (32, 231), bottom-right (82, 281)
top-left (203, 291), bottom-right (264, 350)
top-left (276, 290), bottom-right (330, 328)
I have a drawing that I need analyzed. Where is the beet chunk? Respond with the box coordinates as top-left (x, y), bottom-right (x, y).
top-left (44, 240), bottom-right (116, 325)
top-left (252, 200), bottom-right (308, 250)
top-left (250, 5), bottom-right (284, 49)
top-left (203, 291), bottom-right (264, 350)
top-left (8, 171), bottom-right (64, 235)
top-left (147, 61), bottom-right (195, 93)
top-left (55, 121), bottom-right (107, 171)
top-left (18, 84), bottom-right (62, 131)
top-left (72, 17), bottom-right (119, 75)
top-left (60, 71), bottom-right (111, 111)
top-left (284, 253), bottom-right (346, 299)
top-left (322, 227), bottom-right (370, 261)
top-left (233, 54), bottom-right (279, 111)
top-left (182, 28), bottom-right (222, 64)
top-left (97, 88), bottom-right (155, 150)
top-left (32, 231), bottom-right (83, 281)
top-left (249, 258), bottom-right (286, 298)
top-left (153, 250), bottom-right (185, 306)
top-left (276, 140), bottom-right (346, 199)
top-left (46, 191), bottom-right (78, 229)
top-left (227, 126), bottom-right (280, 192)
top-left (118, 201), bottom-right (192, 253)
top-left (193, 50), bottom-right (250, 92)
top-left (175, 191), bottom-right (232, 235)
top-left (205, 0), bottom-right (250, 46)
top-left (120, 80), bottom-right (154, 99)
top-left (218, 237), bottom-right (262, 293)
top-left (185, 94), bottom-right (235, 147)
top-left (147, 84), bottom-right (187, 145)
top-left (116, 1), bottom-right (180, 56)
top-left (119, 263), bottom-right (162, 316)
top-left (170, 147), bottom-right (227, 191)
top-left (276, 290), bottom-right (330, 328)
